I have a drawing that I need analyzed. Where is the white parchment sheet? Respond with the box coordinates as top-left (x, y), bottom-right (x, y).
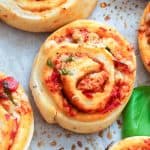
top-left (0, 0), bottom-right (149, 150)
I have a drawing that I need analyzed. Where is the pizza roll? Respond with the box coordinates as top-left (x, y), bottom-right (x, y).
top-left (0, 0), bottom-right (97, 32)
top-left (0, 73), bottom-right (34, 150)
top-left (109, 136), bottom-right (150, 150)
top-left (138, 2), bottom-right (150, 72)
top-left (30, 20), bottom-right (136, 133)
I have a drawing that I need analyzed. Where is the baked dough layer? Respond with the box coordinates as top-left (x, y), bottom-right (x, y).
top-left (30, 20), bottom-right (136, 133)
top-left (109, 136), bottom-right (150, 150)
top-left (138, 2), bottom-right (150, 72)
top-left (16, 0), bottom-right (66, 12)
top-left (0, 0), bottom-right (97, 32)
top-left (0, 73), bottom-right (34, 150)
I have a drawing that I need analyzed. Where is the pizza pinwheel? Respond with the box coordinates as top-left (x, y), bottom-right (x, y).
top-left (109, 136), bottom-right (150, 150)
top-left (138, 2), bottom-right (150, 72)
top-left (0, 73), bottom-right (34, 150)
top-left (30, 20), bottom-right (136, 133)
top-left (0, 0), bottom-right (97, 32)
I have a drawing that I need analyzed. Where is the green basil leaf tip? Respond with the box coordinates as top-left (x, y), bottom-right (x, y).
top-left (122, 86), bottom-right (150, 138)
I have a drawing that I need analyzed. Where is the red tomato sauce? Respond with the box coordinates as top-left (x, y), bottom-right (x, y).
top-left (100, 80), bottom-right (129, 114)
top-left (8, 118), bottom-right (19, 150)
top-left (114, 60), bottom-right (131, 74)
top-left (62, 100), bottom-right (77, 117)
top-left (77, 71), bottom-right (108, 98)
top-left (45, 71), bottom-right (62, 92)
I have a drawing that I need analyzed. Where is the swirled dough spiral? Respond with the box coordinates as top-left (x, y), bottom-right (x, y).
top-left (0, 0), bottom-right (97, 32)
top-left (0, 73), bottom-right (34, 150)
top-left (30, 20), bottom-right (136, 133)
top-left (138, 2), bottom-right (150, 72)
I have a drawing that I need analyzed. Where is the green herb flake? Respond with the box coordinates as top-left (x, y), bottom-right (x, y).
top-left (105, 46), bottom-right (111, 52)
top-left (65, 56), bottom-right (74, 62)
top-left (59, 68), bottom-right (72, 75)
top-left (4, 88), bottom-right (17, 105)
top-left (47, 58), bottom-right (54, 68)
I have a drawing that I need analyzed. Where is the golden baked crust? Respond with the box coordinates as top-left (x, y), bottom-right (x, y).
top-left (138, 2), bottom-right (150, 72)
top-left (16, 0), bottom-right (66, 12)
top-left (0, 0), bottom-right (97, 32)
top-left (0, 73), bottom-right (34, 150)
top-left (109, 136), bottom-right (150, 150)
top-left (30, 20), bottom-right (136, 133)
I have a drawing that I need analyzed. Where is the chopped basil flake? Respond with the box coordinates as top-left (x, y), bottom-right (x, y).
top-left (65, 56), bottom-right (74, 62)
top-left (3, 88), bottom-right (17, 105)
top-left (105, 46), bottom-right (111, 52)
top-left (47, 58), bottom-right (54, 67)
top-left (59, 68), bottom-right (72, 75)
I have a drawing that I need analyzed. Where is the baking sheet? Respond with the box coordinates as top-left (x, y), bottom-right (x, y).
top-left (0, 0), bottom-right (149, 149)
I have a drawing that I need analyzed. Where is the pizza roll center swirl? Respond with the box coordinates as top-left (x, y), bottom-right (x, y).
top-left (44, 45), bottom-right (118, 114)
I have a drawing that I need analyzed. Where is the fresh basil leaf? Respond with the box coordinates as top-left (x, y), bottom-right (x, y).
top-left (122, 86), bottom-right (150, 138)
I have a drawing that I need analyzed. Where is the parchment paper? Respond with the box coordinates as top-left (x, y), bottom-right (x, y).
top-left (0, 0), bottom-right (149, 150)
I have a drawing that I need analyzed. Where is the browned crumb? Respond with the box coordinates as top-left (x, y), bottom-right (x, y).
top-left (135, 4), bottom-right (138, 8)
top-left (98, 131), bottom-right (103, 137)
top-left (47, 134), bottom-right (51, 138)
top-left (104, 15), bottom-right (111, 21)
top-left (117, 119), bottom-right (122, 128)
top-left (124, 22), bottom-right (127, 29)
top-left (77, 141), bottom-right (83, 148)
top-left (57, 133), bottom-right (62, 138)
top-left (86, 137), bottom-right (93, 143)
top-left (41, 130), bottom-right (47, 135)
top-left (107, 130), bottom-right (112, 139)
top-left (50, 140), bottom-right (57, 146)
top-left (58, 147), bottom-right (64, 150)
top-left (71, 144), bottom-right (76, 150)
top-left (65, 131), bottom-right (72, 138)
top-left (100, 2), bottom-right (108, 8)
top-left (34, 130), bottom-right (37, 137)
top-left (37, 141), bottom-right (44, 147)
